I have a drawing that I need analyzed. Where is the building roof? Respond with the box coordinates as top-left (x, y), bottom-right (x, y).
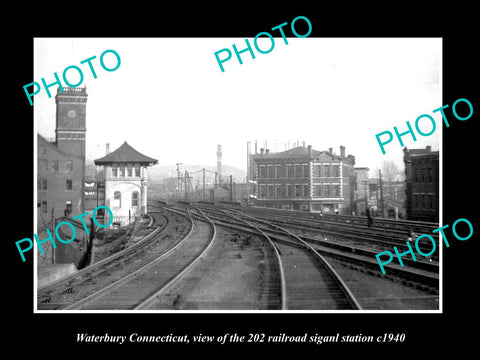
top-left (251, 146), bottom-right (324, 159)
top-left (94, 141), bottom-right (158, 165)
top-left (38, 133), bottom-right (83, 160)
top-left (251, 145), bottom-right (354, 163)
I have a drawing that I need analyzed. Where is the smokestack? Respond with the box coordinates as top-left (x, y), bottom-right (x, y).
top-left (106, 143), bottom-right (110, 155)
top-left (265, 149), bottom-right (270, 155)
top-left (340, 145), bottom-right (345, 157)
top-left (426, 145), bottom-right (431, 151)
top-left (308, 145), bottom-right (312, 158)
top-left (217, 145), bottom-right (222, 183)
top-left (260, 148), bottom-right (264, 156)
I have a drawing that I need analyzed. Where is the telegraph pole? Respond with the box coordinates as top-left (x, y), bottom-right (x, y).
top-left (203, 168), bottom-right (206, 200)
top-left (379, 169), bottom-right (385, 217)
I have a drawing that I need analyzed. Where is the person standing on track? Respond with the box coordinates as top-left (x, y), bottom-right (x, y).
top-left (366, 208), bottom-right (374, 228)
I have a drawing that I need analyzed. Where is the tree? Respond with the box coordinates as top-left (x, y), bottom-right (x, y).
top-left (381, 160), bottom-right (404, 182)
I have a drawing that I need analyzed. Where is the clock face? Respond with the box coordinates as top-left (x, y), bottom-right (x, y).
top-left (67, 109), bottom-right (77, 119)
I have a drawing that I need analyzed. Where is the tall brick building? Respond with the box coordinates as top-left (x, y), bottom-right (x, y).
top-left (250, 145), bottom-right (356, 214)
top-left (403, 146), bottom-right (439, 222)
top-left (37, 87), bottom-right (88, 222)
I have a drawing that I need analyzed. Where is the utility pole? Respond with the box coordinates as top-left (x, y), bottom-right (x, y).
top-left (184, 170), bottom-right (188, 200)
top-left (176, 163), bottom-right (183, 199)
top-left (379, 169), bottom-right (385, 217)
top-left (202, 168), bottom-right (206, 200)
top-left (51, 207), bottom-right (56, 264)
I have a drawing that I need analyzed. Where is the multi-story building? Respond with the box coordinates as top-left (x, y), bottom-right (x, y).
top-left (37, 87), bottom-right (88, 223)
top-left (403, 146), bottom-right (439, 222)
top-left (250, 145), bottom-right (356, 214)
top-left (94, 141), bottom-right (158, 225)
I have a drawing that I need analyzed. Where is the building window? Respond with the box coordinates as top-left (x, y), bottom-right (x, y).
top-left (112, 165), bottom-right (118, 177)
top-left (127, 163), bottom-right (133, 177)
top-left (267, 166), bottom-right (275, 179)
top-left (66, 179), bottom-right (73, 190)
top-left (302, 164), bottom-right (309, 177)
top-left (259, 185), bottom-right (266, 198)
top-left (324, 184), bottom-right (330, 197)
top-left (313, 184), bottom-right (321, 197)
top-left (132, 191), bottom-right (139, 206)
top-left (332, 165), bottom-right (340, 177)
top-left (119, 166), bottom-right (125, 177)
top-left (274, 165), bottom-right (281, 178)
top-left (295, 184), bottom-right (301, 197)
top-left (114, 191), bottom-right (121, 207)
top-left (275, 184), bottom-right (282, 197)
top-left (285, 165), bottom-right (293, 178)
top-left (258, 165), bottom-right (266, 179)
top-left (294, 165), bottom-right (303, 178)
top-left (39, 159), bottom-right (48, 172)
top-left (51, 160), bottom-right (58, 172)
top-left (324, 165), bottom-right (330, 177)
top-left (66, 160), bottom-right (73, 172)
top-left (41, 201), bottom-right (47, 213)
top-left (38, 179), bottom-right (47, 191)
top-left (39, 145), bottom-right (46, 155)
top-left (65, 201), bottom-right (72, 215)
top-left (267, 185), bottom-right (274, 198)
top-left (134, 164), bottom-right (140, 177)
top-left (332, 184), bottom-right (340, 197)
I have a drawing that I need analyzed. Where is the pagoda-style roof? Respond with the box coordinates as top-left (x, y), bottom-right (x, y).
top-left (94, 141), bottom-right (158, 165)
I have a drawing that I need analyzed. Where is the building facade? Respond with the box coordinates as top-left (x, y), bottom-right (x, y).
top-left (94, 141), bottom-right (158, 225)
top-left (37, 87), bottom-right (88, 222)
top-left (250, 145), bottom-right (355, 214)
top-left (403, 146), bottom-right (439, 222)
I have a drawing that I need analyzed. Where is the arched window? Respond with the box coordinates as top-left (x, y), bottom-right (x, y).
top-left (132, 191), bottom-right (139, 206)
top-left (114, 191), bottom-right (121, 207)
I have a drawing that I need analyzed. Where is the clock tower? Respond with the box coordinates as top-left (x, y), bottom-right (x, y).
top-left (55, 86), bottom-right (88, 159)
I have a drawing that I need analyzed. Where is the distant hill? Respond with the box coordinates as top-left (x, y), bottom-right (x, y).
top-left (148, 164), bottom-right (247, 182)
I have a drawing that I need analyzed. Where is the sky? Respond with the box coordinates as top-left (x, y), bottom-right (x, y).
top-left (34, 37), bottom-right (441, 178)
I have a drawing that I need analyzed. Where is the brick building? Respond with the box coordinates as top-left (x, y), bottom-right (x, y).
top-left (37, 87), bottom-right (88, 222)
top-left (250, 145), bottom-right (355, 214)
top-left (403, 146), bottom-right (439, 222)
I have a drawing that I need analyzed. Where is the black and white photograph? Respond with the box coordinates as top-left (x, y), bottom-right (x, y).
top-left (34, 37), bottom-right (441, 312)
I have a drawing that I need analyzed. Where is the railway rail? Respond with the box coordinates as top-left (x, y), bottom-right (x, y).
top-left (194, 204), bottom-right (439, 292)
top-left (61, 208), bottom-right (216, 310)
top-left (37, 210), bottom-right (192, 310)
top-left (184, 204), bottom-right (363, 310)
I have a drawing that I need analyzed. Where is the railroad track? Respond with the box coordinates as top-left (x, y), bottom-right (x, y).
top-left (196, 205), bottom-right (438, 291)
top-left (194, 206), bottom-right (362, 310)
top-left (219, 204), bottom-right (440, 254)
top-left (37, 210), bottom-right (192, 310)
top-left (62, 208), bottom-right (216, 310)
top-left (227, 205), bottom-right (439, 234)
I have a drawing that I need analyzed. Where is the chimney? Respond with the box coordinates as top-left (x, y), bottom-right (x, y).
top-left (260, 148), bottom-right (264, 156)
top-left (340, 145), bottom-right (345, 157)
top-left (329, 147), bottom-right (333, 154)
top-left (265, 149), bottom-right (270, 155)
top-left (106, 143), bottom-right (110, 155)
top-left (217, 145), bottom-right (222, 181)
top-left (426, 145), bottom-right (431, 152)
top-left (308, 145), bottom-right (312, 158)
